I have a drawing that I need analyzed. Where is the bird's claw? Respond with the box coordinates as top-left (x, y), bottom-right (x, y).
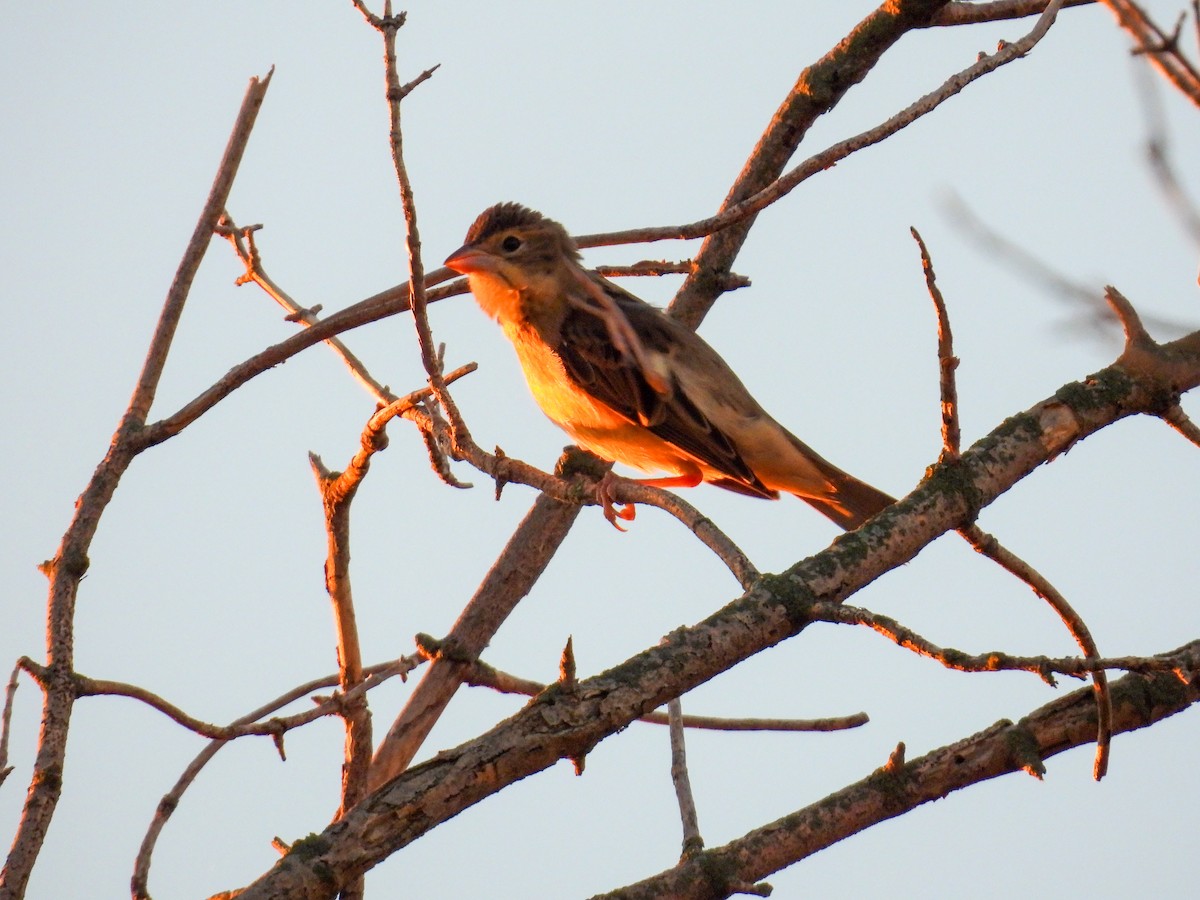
top-left (597, 472), bottom-right (637, 531)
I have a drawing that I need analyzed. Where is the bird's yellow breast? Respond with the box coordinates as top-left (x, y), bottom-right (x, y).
top-left (502, 322), bottom-right (694, 476)
top-left (505, 321), bottom-right (625, 434)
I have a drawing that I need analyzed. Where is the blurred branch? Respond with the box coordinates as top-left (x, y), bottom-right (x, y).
top-left (1133, 65), bottom-right (1200, 248)
top-left (941, 192), bottom-right (1193, 338)
top-left (1101, 0), bottom-right (1200, 106)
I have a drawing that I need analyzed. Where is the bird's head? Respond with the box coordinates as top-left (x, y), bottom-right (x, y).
top-left (445, 203), bottom-right (581, 322)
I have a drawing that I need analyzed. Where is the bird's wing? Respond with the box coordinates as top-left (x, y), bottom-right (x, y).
top-left (557, 276), bottom-right (775, 498)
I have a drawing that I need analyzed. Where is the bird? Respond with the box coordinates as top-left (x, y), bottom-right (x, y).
top-left (443, 202), bottom-right (893, 530)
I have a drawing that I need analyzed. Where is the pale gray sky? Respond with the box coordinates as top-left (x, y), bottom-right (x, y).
top-left (3, 3), bottom-right (1198, 897)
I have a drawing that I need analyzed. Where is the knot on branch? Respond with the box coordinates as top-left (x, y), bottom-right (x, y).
top-left (1004, 721), bottom-right (1046, 780)
top-left (414, 633), bottom-right (476, 666)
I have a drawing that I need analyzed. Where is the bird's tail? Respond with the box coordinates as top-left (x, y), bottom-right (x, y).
top-left (796, 475), bottom-right (892, 532)
top-left (792, 467), bottom-right (894, 531)
top-left (748, 420), bottom-right (895, 530)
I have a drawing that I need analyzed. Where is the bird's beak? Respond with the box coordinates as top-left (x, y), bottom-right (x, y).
top-left (444, 245), bottom-right (498, 275)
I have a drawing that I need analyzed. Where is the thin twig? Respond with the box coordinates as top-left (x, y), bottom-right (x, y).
top-left (0, 662), bottom-right (20, 788)
top-left (911, 228), bottom-right (962, 460)
top-left (809, 603), bottom-right (1193, 683)
top-left (365, 2), bottom-right (476, 476)
top-left (21, 657), bottom-right (413, 746)
top-left (1163, 403), bottom-right (1200, 447)
top-left (130, 656), bottom-right (418, 899)
top-left (958, 525), bottom-right (1112, 778)
top-left (218, 213), bottom-right (395, 404)
top-left (667, 698), bottom-right (704, 861)
top-left (464, 658), bottom-right (870, 732)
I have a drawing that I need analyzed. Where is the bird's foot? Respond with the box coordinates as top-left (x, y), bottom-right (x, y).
top-left (596, 471), bottom-right (638, 531)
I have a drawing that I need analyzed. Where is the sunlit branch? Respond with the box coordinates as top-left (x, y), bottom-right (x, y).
top-left (929, 0), bottom-right (1091, 26)
top-left (1101, 0), bottom-right (1200, 106)
top-left (911, 228), bottom-right (962, 460)
top-left (0, 662), bottom-right (20, 788)
top-left (218, 214), bottom-right (394, 404)
top-left (574, 1), bottom-right (1066, 323)
top-left (0, 69), bottom-right (274, 900)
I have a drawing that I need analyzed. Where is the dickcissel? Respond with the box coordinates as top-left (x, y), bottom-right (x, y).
top-left (444, 202), bottom-right (892, 530)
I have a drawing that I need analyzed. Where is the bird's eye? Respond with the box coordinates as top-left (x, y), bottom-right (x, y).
top-left (500, 234), bottom-right (522, 253)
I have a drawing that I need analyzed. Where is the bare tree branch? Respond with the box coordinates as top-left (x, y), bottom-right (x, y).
top-left (231, 331), bottom-right (1200, 898)
top-left (0, 69), bottom-right (273, 900)
top-left (930, 0), bottom-right (1091, 26)
top-left (591, 645), bottom-right (1200, 900)
top-left (131, 656), bottom-right (419, 899)
top-left (809, 602), bottom-right (1193, 682)
top-left (667, 698), bottom-right (704, 861)
top-left (464, 659), bottom-right (869, 732)
top-left (369, 493), bottom-right (583, 788)
top-left (1101, 0), bottom-right (1200, 105)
